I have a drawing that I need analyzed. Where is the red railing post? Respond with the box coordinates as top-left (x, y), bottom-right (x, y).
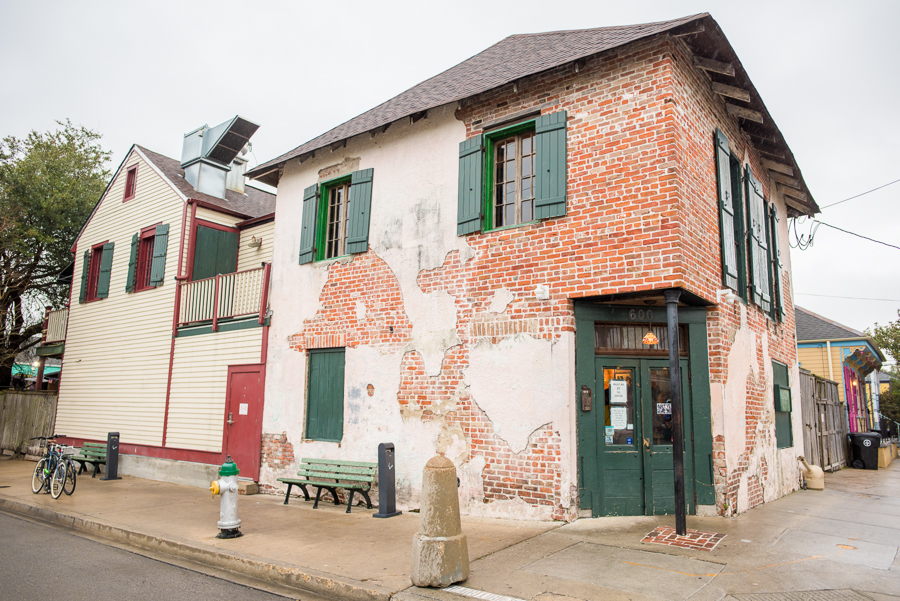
top-left (212, 274), bottom-right (221, 332)
top-left (258, 262), bottom-right (272, 325)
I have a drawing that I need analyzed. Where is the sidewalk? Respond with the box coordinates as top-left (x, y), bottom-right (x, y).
top-left (1, 457), bottom-right (899, 601)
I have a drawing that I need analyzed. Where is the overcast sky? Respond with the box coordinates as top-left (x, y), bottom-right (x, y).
top-left (2, 0), bottom-right (898, 339)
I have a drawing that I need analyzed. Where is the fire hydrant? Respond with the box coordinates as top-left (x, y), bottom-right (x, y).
top-left (209, 456), bottom-right (242, 539)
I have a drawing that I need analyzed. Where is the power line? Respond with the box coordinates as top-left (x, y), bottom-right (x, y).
top-left (815, 221), bottom-right (900, 251)
top-left (795, 293), bottom-right (900, 302)
top-left (820, 177), bottom-right (900, 209)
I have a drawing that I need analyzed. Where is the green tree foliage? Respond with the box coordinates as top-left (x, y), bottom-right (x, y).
top-left (869, 310), bottom-right (900, 364)
top-left (0, 120), bottom-right (110, 386)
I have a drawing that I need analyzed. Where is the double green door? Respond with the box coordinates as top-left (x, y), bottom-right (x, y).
top-left (586, 357), bottom-right (694, 516)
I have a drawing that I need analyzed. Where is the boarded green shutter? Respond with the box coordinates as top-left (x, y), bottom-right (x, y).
top-left (746, 169), bottom-right (771, 312)
top-left (346, 169), bottom-right (374, 254)
top-left (773, 361), bottom-right (792, 448)
top-left (768, 204), bottom-right (785, 321)
top-left (457, 135), bottom-right (483, 235)
top-left (534, 110), bottom-right (567, 219)
top-left (298, 184), bottom-right (319, 264)
top-left (78, 250), bottom-right (90, 303)
top-left (150, 224), bottom-right (169, 286)
top-left (96, 242), bottom-right (114, 299)
top-left (125, 233), bottom-right (139, 293)
top-left (192, 225), bottom-right (237, 281)
top-left (306, 349), bottom-right (345, 442)
top-left (715, 130), bottom-right (739, 290)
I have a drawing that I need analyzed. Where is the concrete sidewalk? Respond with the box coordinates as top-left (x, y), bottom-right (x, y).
top-left (2, 457), bottom-right (899, 601)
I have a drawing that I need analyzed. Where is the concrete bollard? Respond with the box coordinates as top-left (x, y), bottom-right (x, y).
top-left (410, 455), bottom-right (469, 588)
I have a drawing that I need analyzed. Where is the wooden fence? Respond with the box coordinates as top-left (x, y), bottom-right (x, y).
top-left (800, 369), bottom-right (846, 472)
top-left (0, 391), bottom-right (58, 455)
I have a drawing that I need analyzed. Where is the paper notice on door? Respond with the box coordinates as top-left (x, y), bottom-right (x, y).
top-left (657, 402), bottom-right (672, 415)
top-left (605, 435), bottom-right (614, 445)
top-left (610, 406), bottom-right (628, 429)
top-left (610, 380), bottom-right (628, 404)
top-left (605, 426), bottom-right (615, 436)
top-left (239, 403), bottom-right (248, 416)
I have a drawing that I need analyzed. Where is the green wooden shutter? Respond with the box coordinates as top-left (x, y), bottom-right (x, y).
top-left (746, 169), bottom-right (771, 312)
top-left (298, 183), bottom-right (319, 264)
top-left (96, 242), bottom-right (114, 299)
top-left (346, 168), bottom-right (374, 254)
top-left (125, 233), bottom-right (139, 293)
top-left (457, 135), bottom-right (483, 235)
top-left (715, 130), bottom-right (739, 290)
top-left (150, 224), bottom-right (169, 287)
top-left (768, 204), bottom-right (785, 321)
top-left (534, 110), bottom-right (567, 219)
top-left (78, 250), bottom-right (91, 303)
top-left (306, 349), bottom-right (345, 442)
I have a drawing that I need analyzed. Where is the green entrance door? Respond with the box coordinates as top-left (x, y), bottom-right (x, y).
top-left (588, 357), bottom-right (693, 516)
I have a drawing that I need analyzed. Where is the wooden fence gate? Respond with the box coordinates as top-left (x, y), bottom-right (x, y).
top-left (800, 369), bottom-right (846, 472)
top-left (0, 391), bottom-right (58, 455)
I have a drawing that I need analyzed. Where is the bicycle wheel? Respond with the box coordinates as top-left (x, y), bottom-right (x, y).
top-left (63, 459), bottom-right (77, 495)
top-left (50, 463), bottom-right (65, 499)
top-left (31, 458), bottom-right (48, 494)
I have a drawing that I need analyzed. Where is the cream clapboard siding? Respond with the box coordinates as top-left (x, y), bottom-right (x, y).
top-left (195, 206), bottom-right (240, 227)
top-left (166, 327), bottom-right (263, 451)
top-left (237, 220), bottom-right (274, 272)
top-left (56, 150), bottom-right (184, 445)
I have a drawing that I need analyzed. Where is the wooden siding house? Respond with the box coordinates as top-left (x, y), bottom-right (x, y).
top-left (248, 13), bottom-right (821, 520)
top-left (39, 116), bottom-right (276, 485)
top-left (796, 306), bottom-right (885, 434)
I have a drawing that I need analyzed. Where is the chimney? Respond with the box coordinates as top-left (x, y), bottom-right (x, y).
top-left (180, 116), bottom-right (259, 199)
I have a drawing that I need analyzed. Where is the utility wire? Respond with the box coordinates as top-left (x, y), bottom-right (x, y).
top-left (795, 293), bottom-right (900, 302)
top-left (820, 177), bottom-right (900, 209)
top-left (815, 221), bottom-right (900, 251)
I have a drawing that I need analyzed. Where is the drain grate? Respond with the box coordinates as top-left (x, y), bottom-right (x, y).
top-left (726, 590), bottom-right (873, 601)
top-left (444, 585), bottom-right (526, 601)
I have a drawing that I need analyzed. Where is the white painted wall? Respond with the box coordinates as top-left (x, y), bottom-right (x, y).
top-left (262, 103), bottom-right (576, 518)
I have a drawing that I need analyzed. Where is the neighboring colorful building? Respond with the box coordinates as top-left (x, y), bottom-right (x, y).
top-left (248, 13), bottom-right (819, 519)
top-left (796, 306), bottom-right (885, 433)
top-left (37, 116), bottom-right (275, 485)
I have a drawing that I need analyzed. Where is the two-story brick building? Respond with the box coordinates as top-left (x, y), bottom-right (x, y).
top-left (248, 13), bottom-right (819, 520)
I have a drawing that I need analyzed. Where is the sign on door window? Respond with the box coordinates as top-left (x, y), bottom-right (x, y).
top-left (604, 368), bottom-right (634, 445)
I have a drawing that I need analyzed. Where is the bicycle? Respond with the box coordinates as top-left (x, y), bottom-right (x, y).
top-left (30, 435), bottom-right (76, 498)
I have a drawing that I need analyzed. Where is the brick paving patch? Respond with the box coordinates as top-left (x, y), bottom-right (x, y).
top-left (641, 525), bottom-right (726, 551)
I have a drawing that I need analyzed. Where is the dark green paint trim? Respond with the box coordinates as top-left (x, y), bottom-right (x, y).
top-left (175, 316), bottom-right (268, 338)
top-left (36, 343), bottom-right (65, 357)
top-left (482, 120), bottom-right (536, 233)
top-left (315, 175), bottom-right (352, 262)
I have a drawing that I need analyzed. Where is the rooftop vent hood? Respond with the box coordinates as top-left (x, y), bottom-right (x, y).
top-left (181, 116), bottom-right (259, 199)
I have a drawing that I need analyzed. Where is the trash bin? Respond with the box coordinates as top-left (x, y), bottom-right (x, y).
top-left (848, 432), bottom-right (881, 470)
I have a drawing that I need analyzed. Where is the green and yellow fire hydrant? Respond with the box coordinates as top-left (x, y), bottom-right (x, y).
top-left (210, 456), bottom-right (242, 539)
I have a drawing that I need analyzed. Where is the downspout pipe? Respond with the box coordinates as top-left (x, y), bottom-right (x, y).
top-left (664, 289), bottom-right (687, 535)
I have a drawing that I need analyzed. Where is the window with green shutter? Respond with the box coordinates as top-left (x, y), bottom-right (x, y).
top-left (746, 167), bottom-right (771, 313)
top-left (714, 129), bottom-right (740, 292)
top-left (298, 170), bottom-right (374, 265)
top-left (457, 111), bottom-right (567, 235)
top-left (127, 224), bottom-right (169, 292)
top-left (305, 348), bottom-right (345, 442)
top-left (80, 242), bottom-right (114, 303)
top-left (773, 360), bottom-right (792, 448)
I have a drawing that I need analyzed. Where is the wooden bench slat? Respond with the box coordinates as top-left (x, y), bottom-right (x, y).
top-left (301, 458), bottom-right (376, 468)
top-left (298, 465), bottom-right (375, 476)
top-left (294, 471), bottom-right (374, 483)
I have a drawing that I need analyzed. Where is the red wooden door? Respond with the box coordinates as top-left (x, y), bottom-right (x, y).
top-left (224, 364), bottom-right (265, 481)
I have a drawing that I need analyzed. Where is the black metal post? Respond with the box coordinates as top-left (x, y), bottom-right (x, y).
top-left (664, 290), bottom-right (686, 535)
top-left (101, 432), bottom-right (121, 481)
top-left (373, 442), bottom-right (401, 518)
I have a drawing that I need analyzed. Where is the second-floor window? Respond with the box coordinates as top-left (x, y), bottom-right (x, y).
top-left (493, 131), bottom-right (536, 228)
top-left (135, 228), bottom-right (156, 291)
top-left (126, 224), bottom-right (169, 292)
top-left (324, 180), bottom-right (351, 259)
top-left (79, 242), bottom-right (114, 303)
top-left (297, 169), bottom-right (374, 265)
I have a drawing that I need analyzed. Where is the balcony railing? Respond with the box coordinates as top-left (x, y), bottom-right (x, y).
top-left (177, 263), bottom-right (271, 331)
top-left (44, 308), bottom-right (69, 344)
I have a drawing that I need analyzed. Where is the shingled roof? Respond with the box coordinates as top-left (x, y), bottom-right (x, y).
top-left (246, 13), bottom-right (704, 184)
top-left (795, 306), bottom-right (866, 341)
top-left (138, 145), bottom-right (275, 219)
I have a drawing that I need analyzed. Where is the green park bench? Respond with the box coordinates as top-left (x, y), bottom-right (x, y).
top-left (71, 442), bottom-right (107, 478)
top-left (278, 458), bottom-right (377, 513)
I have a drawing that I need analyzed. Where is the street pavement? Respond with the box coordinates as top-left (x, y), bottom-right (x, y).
top-left (1, 456), bottom-right (898, 601)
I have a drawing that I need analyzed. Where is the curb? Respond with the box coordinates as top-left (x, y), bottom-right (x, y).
top-left (0, 497), bottom-right (393, 601)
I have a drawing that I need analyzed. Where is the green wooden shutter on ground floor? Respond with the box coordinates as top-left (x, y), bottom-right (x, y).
top-left (715, 130), bottom-right (739, 290)
top-left (773, 361), bottom-right (792, 448)
top-left (457, 135), bottom-right (483, 236)
top-left (346, 169), bottom-right (374, 254)
top-left (96, 242), bottom-right (114, 299)
top-left (298, 184), bottom-right (319, 264)
top-left (126, 233), bottom-right (139, 293)
top-left (306, 348), bottom-right (345, 442)
top-left (78, 250), bottom-right (91, 303)
top-left (150, 224), bottom-right (169, 286)
top-left (534, 110), bottom-right (567, 219)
